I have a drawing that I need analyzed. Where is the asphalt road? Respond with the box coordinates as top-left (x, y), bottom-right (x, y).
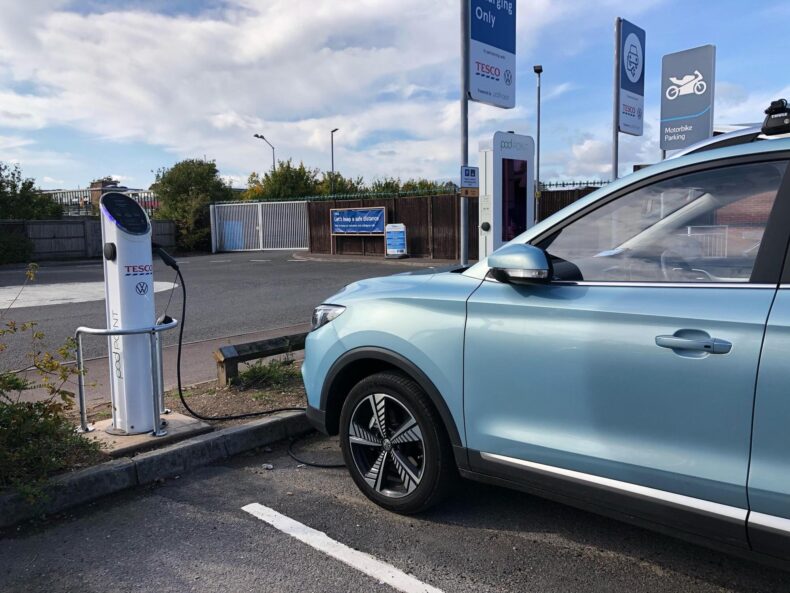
top-left (0, 251), bottom-right (416, 370)
top-left (1, 433), bottom-right (787, 593)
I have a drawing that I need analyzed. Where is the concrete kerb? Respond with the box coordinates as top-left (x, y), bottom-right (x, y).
top-left (0, 410), bottom-right (311, 529)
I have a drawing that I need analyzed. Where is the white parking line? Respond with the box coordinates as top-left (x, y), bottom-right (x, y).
top-left (241, 503), bottom-right (443, 593)
top-left (209, 260), bottom-right (231, 263)
top-left (250, 259), bottom-right (271, 262)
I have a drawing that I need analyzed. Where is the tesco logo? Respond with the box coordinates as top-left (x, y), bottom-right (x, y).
top-left (125, 264), bottom-right (153, 273)
top-left (475, 61), bottom-right (500, 77)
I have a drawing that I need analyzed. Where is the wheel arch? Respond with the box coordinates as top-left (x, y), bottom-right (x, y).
top-left (320, 347), bottom-right (463, 448)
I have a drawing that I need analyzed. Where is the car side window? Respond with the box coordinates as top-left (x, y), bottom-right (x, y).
top-left (538, 161), bottom-right (788, 283)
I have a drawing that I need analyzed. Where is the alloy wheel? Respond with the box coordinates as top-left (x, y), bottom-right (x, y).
top-left (347, 393), bottom-right (424, 498)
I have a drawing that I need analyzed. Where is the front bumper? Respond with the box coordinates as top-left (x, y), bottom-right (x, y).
top-left (306, 404), bottom-right (329, 435)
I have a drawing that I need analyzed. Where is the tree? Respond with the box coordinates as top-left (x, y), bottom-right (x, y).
top-left (401, 178), bottom-right (456, 193)
top-left (151, 159), bottom-right (233, 251)
top-left (0, 162), bottom-right (62, 220)
top-left (368, 177), bottom-right (401, 194)
top-left (242, 159), bottom-right (320, 201)
top-left (317, 171), bottom-right (366, 196)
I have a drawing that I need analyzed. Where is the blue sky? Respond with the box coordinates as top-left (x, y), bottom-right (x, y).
top-left (0, 0), bottom-right (787, 190)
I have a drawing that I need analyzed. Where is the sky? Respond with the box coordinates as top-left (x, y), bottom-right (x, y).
top-left (0, 0), bottom-right (788, 191)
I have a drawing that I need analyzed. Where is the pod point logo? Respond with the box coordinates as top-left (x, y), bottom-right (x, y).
top-left (135, 281), bottom-right (149, 296)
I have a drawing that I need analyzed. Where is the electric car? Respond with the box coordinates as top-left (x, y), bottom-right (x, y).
top-left (302, 104), bottom-right (790, 563)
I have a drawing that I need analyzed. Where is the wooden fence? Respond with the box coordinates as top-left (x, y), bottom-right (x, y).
top-left (0, 219), bottom-right (176, 260)
top-left (308, 194), bottom-right (479, 260)
top-left (537, 186), bottom-right (600, 221)
top-left (307, 186), bottom-right (600, 260)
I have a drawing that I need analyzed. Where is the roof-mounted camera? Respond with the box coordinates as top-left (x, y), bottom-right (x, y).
top-left (762, 99), bottom-right (790, 136)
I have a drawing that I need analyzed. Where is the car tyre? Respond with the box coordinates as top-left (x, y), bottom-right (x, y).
top-left (339, 371), bottom-right (456, 514)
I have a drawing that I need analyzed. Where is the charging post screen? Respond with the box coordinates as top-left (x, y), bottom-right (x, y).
top-left (501, 158), bottom-right (528, 241)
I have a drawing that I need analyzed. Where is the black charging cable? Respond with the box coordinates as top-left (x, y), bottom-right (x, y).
top-left (153, 247), bottom-right (344, 468)
top-left (153, 246), bottom-right (305, 421)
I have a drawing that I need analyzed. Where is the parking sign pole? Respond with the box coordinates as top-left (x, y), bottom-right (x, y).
top-left (611, 17), bottom-right (621, 181)
top-left (459, 0), bottom-right (469, 266)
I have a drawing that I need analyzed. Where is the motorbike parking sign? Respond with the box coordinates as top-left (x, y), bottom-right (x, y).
top-left (660, 45), bottom-right (716, 151)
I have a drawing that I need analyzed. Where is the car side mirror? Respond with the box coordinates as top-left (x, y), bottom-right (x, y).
top-left (488, 243), bottom-right (552, 285)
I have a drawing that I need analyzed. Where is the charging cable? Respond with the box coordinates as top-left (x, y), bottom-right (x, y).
top-left (153, 247), bottom-right (343, 468)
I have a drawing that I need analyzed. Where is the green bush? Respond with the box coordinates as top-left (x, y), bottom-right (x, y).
top-left (0, 232), bottom-right (33, 265)
top-left (234, 358), bottom-right (301, 390)
top-left (0, 400), bottom-right (103, 500)
top-left (0, 264), bottom-right (103, 499)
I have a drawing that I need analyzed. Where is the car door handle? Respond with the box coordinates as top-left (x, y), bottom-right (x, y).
top-left (655, 335), bottom-right (732, 354)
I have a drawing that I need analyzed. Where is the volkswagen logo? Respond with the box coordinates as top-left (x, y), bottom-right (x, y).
top-left (135, 281), bottom-right (149, 296)
top-left (504, 69), bottom-right (513, 86)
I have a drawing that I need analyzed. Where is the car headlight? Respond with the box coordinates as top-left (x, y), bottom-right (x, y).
top-left (311, 304), bottom-right (345, 331)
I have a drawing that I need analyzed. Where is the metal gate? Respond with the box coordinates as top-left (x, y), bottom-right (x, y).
top-left (210, 201), bottom-right (309, 252)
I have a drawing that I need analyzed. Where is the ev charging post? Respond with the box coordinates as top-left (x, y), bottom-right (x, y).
top-left (99, 192), bottom-right (162, 435)
top-left (478, 132), bottom-right (535, 260)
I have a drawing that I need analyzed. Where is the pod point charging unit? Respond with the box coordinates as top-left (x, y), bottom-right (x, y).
top-left (478, 131), bottom-right (535, 260)
top-left (74, 192), bottom-right (178, 438)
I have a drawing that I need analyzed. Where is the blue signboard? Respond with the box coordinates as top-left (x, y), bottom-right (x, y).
top-left (470, 0), bottom-right (515, 53)
top-left (618, 19), bottom-right (646, 136)
top-left (331, 207), bottom-right (386, 235)
top-left (469, 0), bottom-right (516, 109)
top-left (385, 223), bottom-right (407, 258)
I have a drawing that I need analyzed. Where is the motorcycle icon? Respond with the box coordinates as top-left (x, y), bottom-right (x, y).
top-left (665, 70), bottom-right (707, 100)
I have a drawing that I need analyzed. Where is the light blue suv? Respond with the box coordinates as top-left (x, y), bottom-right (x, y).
top-left (302, 122), bottom-right (790, 564)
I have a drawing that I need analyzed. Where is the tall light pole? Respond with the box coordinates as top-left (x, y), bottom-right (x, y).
top-left (330, 128), bottom-right (339, 194)
top-left (533, 65), bottom-right (543, 207)
top-left (253, 133), bottom-right (275, 173)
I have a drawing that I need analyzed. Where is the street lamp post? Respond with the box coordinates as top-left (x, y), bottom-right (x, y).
top-left (330, 128), bottom-right (339, 194)
top-left (533, 65), bottom-right (543, 207)
top-left (253, 133), bottom-right (275, 173)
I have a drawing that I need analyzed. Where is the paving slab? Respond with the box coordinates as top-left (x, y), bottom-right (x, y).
top-left (86, 412), bottom-right (212, 457)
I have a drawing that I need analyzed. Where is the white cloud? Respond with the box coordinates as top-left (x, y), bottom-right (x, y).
top-left (109, 173), bottom-right (134, 183)
top-left (0, 0), bottom-right (671, 185)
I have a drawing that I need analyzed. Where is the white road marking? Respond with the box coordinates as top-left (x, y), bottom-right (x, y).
top-left (209, 259), bottom-right (231, 263)
top-left (287, 259), bottom-right (307, 262)
top-left (0, 281), bottom-right (174, 309)
top-left (250, 259), bottom-right (271, 262)
top-left (242, 503), bottom-right (443, 593)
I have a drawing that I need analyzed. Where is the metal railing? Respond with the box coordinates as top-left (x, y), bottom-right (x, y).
top-left (75, 318), bottom-right (178, 435)
top-left (539, 179), bottom-right (610, 189)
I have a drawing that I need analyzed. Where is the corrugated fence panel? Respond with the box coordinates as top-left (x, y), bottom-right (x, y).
top-left (214, 203), bottom-right (261, 251)
top-left (260, 201), bottom-right (309, 250)
top-left (213, 202), bottom-right (308, 252)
